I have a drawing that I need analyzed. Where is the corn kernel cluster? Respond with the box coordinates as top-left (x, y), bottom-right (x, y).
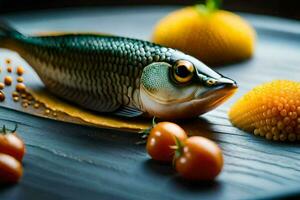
top-left (152, 7), bottom-right (255, 66)
top-left (229, 80), bottom-right (300, 142)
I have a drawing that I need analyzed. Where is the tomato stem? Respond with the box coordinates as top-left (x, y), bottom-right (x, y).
top-left (138, 117), bottom-right (157, 136)
top-left (172, 136), bottom-right (185, 166)
top-left (174, 137), bottom-right (184, 158)
top-left (2, 125), bottom-right (6, 134)
top-left (136, 117), bottom-right (157, 144)
top-left (152, 117), bottom-right (157, 127)
top-left (1, 124), bottom-right (18, 135)
top-left (11, 124), bottom-right (18, 133)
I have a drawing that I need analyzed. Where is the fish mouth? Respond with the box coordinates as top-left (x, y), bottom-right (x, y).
top-left (192, 78), bottom-right (238, 114)
top-left (198, 78), bottom-right (238, 99)
top-left (200, 85), bottom-right (237, 104)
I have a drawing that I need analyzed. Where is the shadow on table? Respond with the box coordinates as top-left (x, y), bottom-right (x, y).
top-left (142, 159), bottom-right (221, 192)
top-left (171, 176), bottom-right (220, 192)
top-left (179, 117), bottom-right (220, 141)
top-left (0, 183), bottom-right (17, 193)
top-left (142, 159), bottom-right (175, 176)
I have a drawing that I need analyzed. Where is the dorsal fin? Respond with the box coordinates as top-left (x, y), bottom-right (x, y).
top-left (0, 20), bottom-right (22, 38)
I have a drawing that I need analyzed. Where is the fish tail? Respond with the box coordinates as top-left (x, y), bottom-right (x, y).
top-left (0, 21), bottom-right (23, 47)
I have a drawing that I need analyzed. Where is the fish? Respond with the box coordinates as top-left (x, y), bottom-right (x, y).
top-left (0, 22), bottom-right (237, 119)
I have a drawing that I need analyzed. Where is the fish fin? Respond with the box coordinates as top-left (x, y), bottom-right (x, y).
top-left (113, 106), bottom-right (143, 117)
top-left (0, 20), bottom-right (22, 39)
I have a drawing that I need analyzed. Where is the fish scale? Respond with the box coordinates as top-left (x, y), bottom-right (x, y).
top-left (11, 34), bottom-right (173, 112)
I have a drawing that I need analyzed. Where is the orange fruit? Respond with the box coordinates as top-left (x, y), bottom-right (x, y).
top-left (152, 2), bottom-right (256, 66)
top-left (229, 80), bottom-right (300, 142)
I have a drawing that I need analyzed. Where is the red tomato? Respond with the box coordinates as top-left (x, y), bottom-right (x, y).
top-left (175, 136), bottom-right (223, 180)
top-left (146, 122), bottom-right (188, 162)
top-left (0, 132), bottom-right (25, 161)
top-left (0, 153), bottom-right (23, 183)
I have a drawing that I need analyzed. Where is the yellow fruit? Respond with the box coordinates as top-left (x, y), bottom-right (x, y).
top-left (152, 6), bottom-right (256, 66)
top-left (229, 80), bottom-right (300, 142)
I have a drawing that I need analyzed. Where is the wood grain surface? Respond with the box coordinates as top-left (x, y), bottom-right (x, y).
top-left (0, 6), bottom-right (300, 200)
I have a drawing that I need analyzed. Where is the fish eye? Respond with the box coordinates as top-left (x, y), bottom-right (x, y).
top-left (173, 60), bottom-right (195, 84)
top-left (206, 79), bottom-right (216, 86)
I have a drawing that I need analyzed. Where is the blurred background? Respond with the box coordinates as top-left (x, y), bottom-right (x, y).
top-left (0, 0), bottom-right (299, 20)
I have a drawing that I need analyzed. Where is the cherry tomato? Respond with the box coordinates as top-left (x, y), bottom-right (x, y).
top-left (0, 132), bottom-right (25, 161)
top-left (175, 136), bottom-right (223, 180)
top-left (146, 122), bottom-right (188, 162)
top-left (0, 153), bottom-right (23, 183)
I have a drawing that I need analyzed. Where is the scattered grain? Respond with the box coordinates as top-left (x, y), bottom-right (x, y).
top-left (12, 91), bottom-right (19, 97)
top-left (33, 102), bottom-right (40, 108)
top-left (16, 83), bottom-right (26, 93)
top-left (7, 66), bottom-right (12, 73)
top-left (16, 66), bottom-right (24, 76)
top-left (13, 97), bottom-right (19, 102)
top-left (22, 102), bottom-right (28, 108)
top-left (17, 77), bottom-right (24, 83)
top-left (0, 91), bottom-right (5, 102)
top-left (21, 93), bottom-right (27, 99)
top-left (22, 99), bottom-right (28, 104)
top-left (5, 58), bottom-right (11, 64)
top-left (27, 95), bottom-right (33, 101)
top-left (4, 76), bottom-right (12, 86)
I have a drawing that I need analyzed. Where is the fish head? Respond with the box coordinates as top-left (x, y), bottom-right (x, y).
top-left (139, 52), bottom-right (238, 119)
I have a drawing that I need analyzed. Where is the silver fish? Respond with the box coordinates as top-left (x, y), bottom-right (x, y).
top-left (0, 22), bottom-right (237, 119)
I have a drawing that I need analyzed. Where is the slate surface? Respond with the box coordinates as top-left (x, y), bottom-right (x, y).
top-left (0, 6), bottom-right (300, 200)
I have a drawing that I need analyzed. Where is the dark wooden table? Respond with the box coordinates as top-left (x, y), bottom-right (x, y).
top-left (0, 6), bottom-right (300, 200)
